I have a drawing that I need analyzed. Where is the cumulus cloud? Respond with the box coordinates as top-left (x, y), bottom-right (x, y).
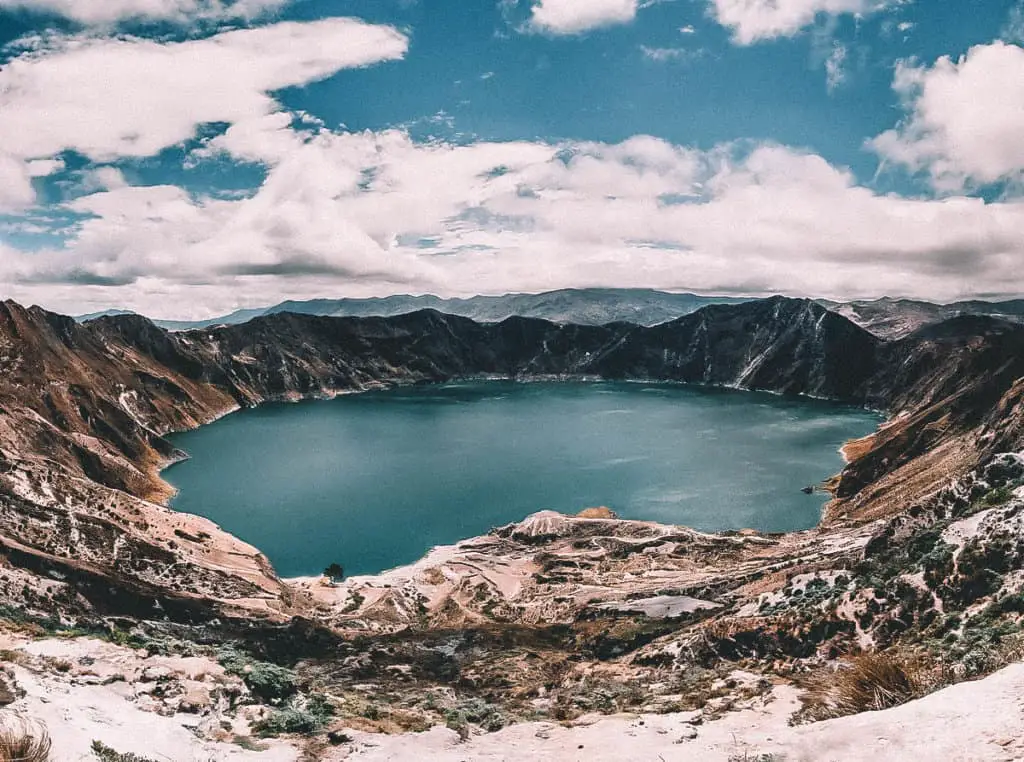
top-left (7, 124), bottom-right (1024, 317)
top-left (0, 0), bottom-right (287, 25)
top-left (529, 0), bottom-right (638, 35)
top-left (0, 18), bottom-right (408, 210)
top-left (708, 0), bottom-right (891, 44)
top-left (871, 42), bottom-right (1024, 191)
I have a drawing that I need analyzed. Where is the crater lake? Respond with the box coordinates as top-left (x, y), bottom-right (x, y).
top-left (165, 382), bottom-right (881, 577)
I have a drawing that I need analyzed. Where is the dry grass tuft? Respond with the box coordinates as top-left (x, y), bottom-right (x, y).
top-left (0, 719), bottom-right (52, 762)
top-left (799, 651), bottom-right (949, 722)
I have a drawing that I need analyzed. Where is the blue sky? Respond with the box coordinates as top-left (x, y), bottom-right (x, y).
top-left (0, 0), bottom-right (1022, 317)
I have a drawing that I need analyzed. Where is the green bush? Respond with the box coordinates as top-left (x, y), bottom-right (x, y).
top-left (217, 646), bottom-right (298, 703)
top-left (244, 662), bottom-right (299, 703)
top-left (254, 708), bottom-right (321, 736)
top-left (253, 694), bottom-right (335, 737)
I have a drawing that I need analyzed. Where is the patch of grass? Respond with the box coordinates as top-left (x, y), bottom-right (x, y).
top-left (0, 721), bottom-right (51, 762)
top-left (799, 651), bottom-right (949, 722)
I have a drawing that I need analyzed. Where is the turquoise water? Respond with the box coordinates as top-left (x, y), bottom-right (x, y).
top-left (165, 382), bottom-right (880, 578)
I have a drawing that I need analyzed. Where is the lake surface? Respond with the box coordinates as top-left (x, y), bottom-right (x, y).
top-left (165, 382), bottom-right (880, 578)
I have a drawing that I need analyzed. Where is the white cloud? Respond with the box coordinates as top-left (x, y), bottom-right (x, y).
top-left (708, 0), bottom-right (891, 44)
top-left (825, 42), bottom-right (847, 91)
top-left (529, 0), bottom-right (638, 35)
top-left (8, 125), bottom-right (1024, 317)
top-left (0, 156), bottom-right (36, 211)
top-left (81, 166), bottom-right (129, 192)
top-left (0, 0), bottom-right (287, 25)
top-left (679, 24), bottom-right (696, 33)
top-left (871, 42), bottom-right (1024, 191)
top-left (25, 157), bottom-right (65, 177)
top-left (0, 18), bottom-right (407, 211)
top-left (640, 45), bottom-right (702, 63)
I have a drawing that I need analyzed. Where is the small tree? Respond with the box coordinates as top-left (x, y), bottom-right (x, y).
top-left (323, 563), bottom-right (345, 585)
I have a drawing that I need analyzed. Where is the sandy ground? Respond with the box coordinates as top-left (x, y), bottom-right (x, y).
top-left (338, 664), bottom-right (1024, 762)
top-left (0, 636), bottom-right (297, 762)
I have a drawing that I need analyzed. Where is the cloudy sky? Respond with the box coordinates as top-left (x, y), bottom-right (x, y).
top-left (0, 0), bottom-right (1022, 318)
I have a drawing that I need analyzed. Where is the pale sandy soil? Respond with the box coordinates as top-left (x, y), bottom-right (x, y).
top-left (336, 664), bottom-right (1024, 762)
top-left (0, 635), bottom-right (297, 762)
top-left (2, 630), bottom-right (1021, 762)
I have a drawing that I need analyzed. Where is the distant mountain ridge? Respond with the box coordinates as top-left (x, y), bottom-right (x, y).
top-left (78, 289), bottom-right (750, 331)
top-left (819, 297), bottom-right (1024, 339)
top-left (77, 288), bottom-right (1024, 338)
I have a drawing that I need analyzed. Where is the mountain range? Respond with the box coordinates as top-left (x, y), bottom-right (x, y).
top-left (77, 288), bottom-right (1024, 339)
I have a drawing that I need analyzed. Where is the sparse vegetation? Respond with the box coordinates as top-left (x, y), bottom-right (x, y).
top-left (981, 486), bottom-right (1015, 507)
top-left (90, 740), bottom-right (157, 762)
top-left (341, 590), bottom-right (365, 614)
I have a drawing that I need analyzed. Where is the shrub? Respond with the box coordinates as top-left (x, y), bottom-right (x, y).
top-left (0, 721), bottom-right (51, 762)
top-left (253, 708), bottom-right (320, 736)
top-left (243, 662), bottom-right (299, 703)
top-left (253, 694), bottom-right (335, 737)
top-left (217, 646), bottom-right (298, 703)
top-left (444, 698), bottom-right (506, 735)
top-left (90, 740), bottom-right (157, 762)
